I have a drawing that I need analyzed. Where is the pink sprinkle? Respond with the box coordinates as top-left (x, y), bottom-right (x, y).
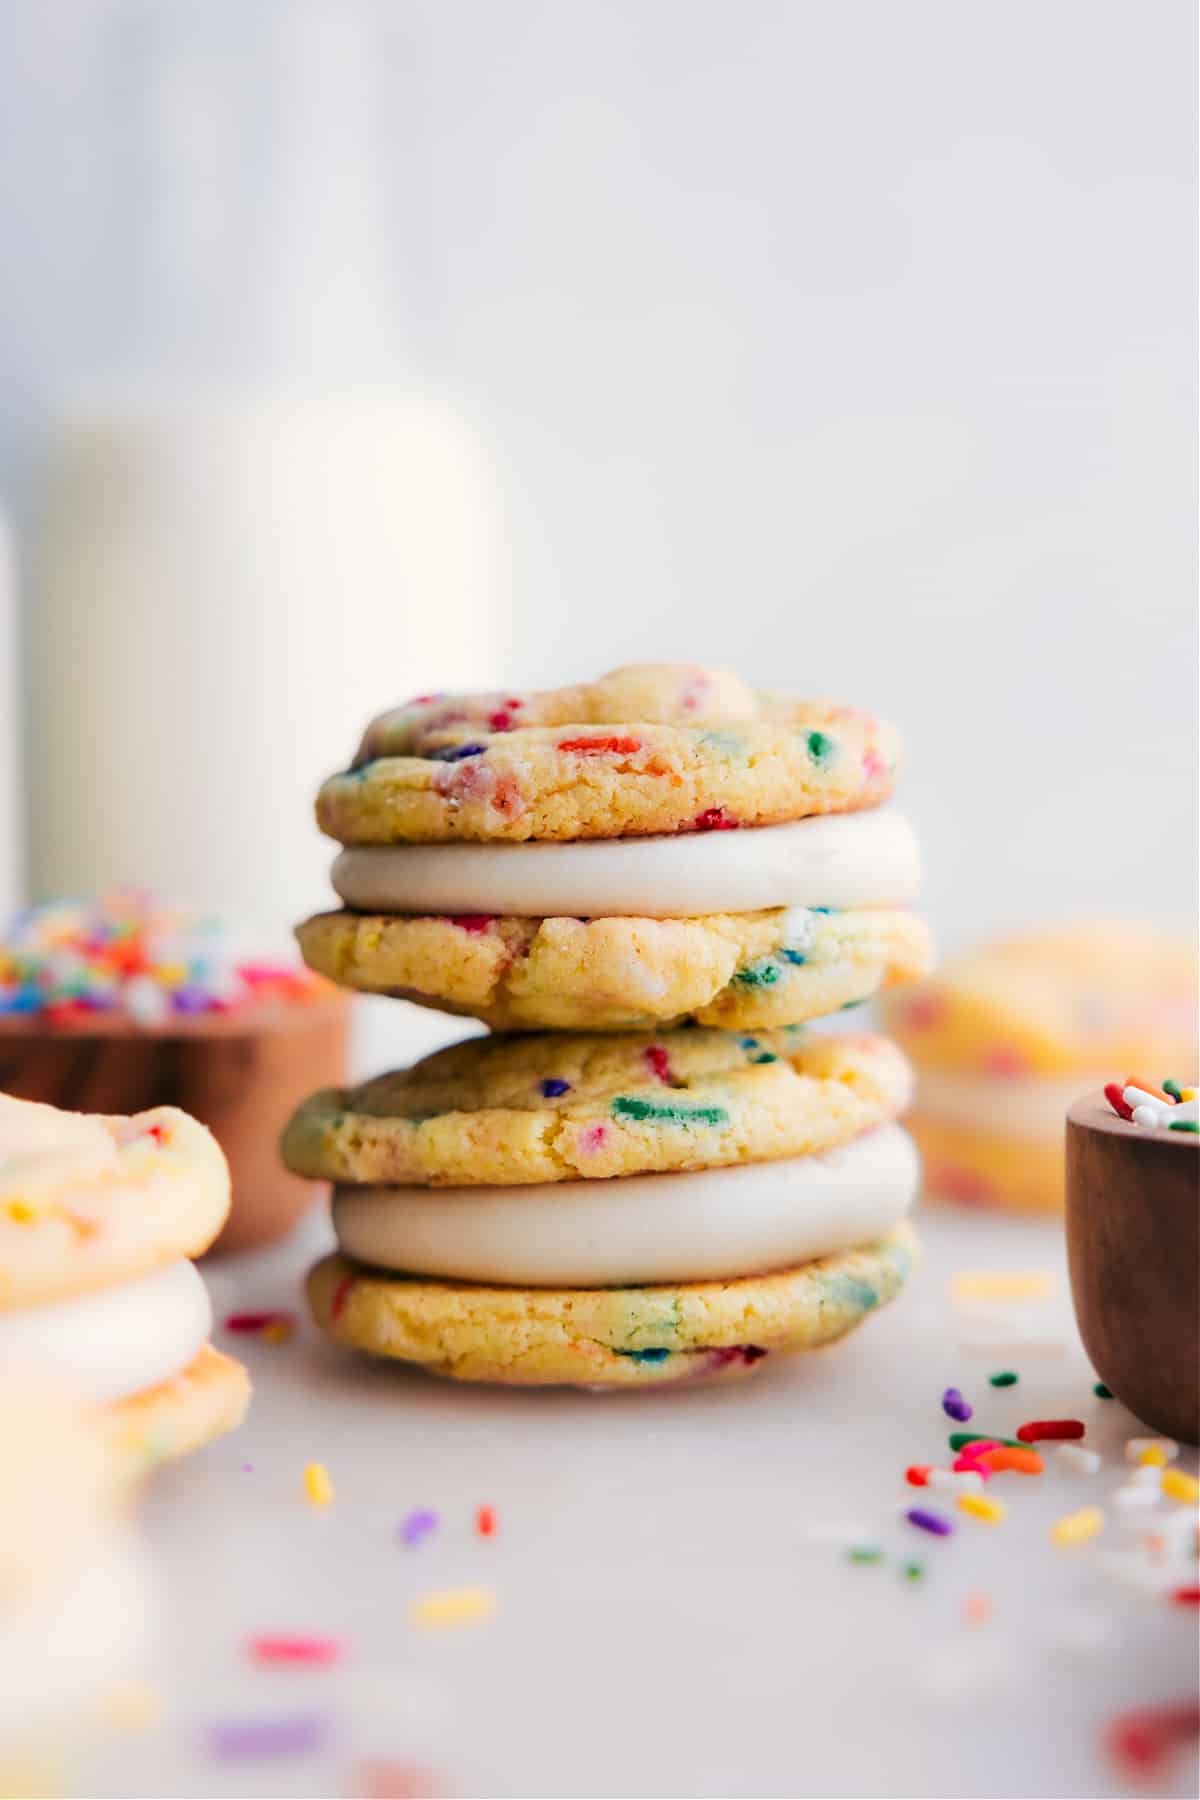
top-left (901, 994), bottom-right (947, 1031)
top-left (984, 1045), bottom-right (1030, 1078)
top-left (580, 1125), bottom-right (608, 1153)
top-left (225, 1310), bottom-right (296, 1335)
top-left (863, 748), bottom-right (887, 780)
top-left (448, 915), bottom-right (494, 935)
top-left (248, 1636), bottom-right (344, 1666)
top-left (643, 1045), bottom-right (672, 1084)
top-left (692, 806), bottom-right (738, 831)
top-left (331, 1277), bottom-right (356, 1322)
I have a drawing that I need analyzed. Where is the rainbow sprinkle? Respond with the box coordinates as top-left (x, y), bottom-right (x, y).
top-left (0, 894), bottom-right (330, 1025)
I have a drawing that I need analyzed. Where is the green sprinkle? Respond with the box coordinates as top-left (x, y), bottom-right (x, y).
top-left (1093, 1381), bottom-right (1113, 1399)
top-left (948, 1430), bottom-right (1026, 1452)
top-left (1163, 1079), bottom-right (1183, 1101)
top-left (806, 729), bottom-right (835, 763)
top-left (751, 1052), bottom-right (778, 1064)
top-left (611, 1096), bottom-right (729, 1127)
top-left (1168, 1120), bottom-right (1198, 1133)
top-left (847, 1545), bottom-right (883, 1564)
top-left (903, 1561), bottom-right (925, 1582)
top-left (733, 958), bottom-right (781, 988)
top-left (988, 1371), bottom-right (1019, 1388)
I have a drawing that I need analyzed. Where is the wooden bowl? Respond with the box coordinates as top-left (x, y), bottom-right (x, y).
top-left (0, 996), bottom-right (349, 1253)
top-left (1066, 1091), bottom-right (1199, 1443)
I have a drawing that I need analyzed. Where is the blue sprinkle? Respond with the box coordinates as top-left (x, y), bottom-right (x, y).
top-left (618, 1347), bottom-right (671, 1363)
top-left (430, 742), bottom-right (486, 762)
top-left (540, 1077), bottom-right (571, 1098)
top-left (779, 948), bottom-right (807, 966)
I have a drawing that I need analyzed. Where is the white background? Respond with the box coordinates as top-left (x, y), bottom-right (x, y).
top-left (0, 0), bottom-right (1196, 948)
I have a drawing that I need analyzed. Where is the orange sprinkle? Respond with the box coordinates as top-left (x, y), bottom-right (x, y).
top-left (979, 1446), bottom-right (1044, 1476)
top-left (964, 1592), bottom-right (992, 1626)
top-left (1125, 1075), bottom-right (1171, 1104)
top-left (476, 1505), bottom-right (497, 1537)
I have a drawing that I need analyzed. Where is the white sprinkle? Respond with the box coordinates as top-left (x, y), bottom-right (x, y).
top-left (926, 1468), bottom-right (984, 1492)
top-left (1132, 1104), bottom-right (1167, 1129)
top-left (124, 975), bottom-right (169, 1026)
top-left (1124, 1085), bottom-right (1168, 1114)
top-left (1129, 1464), bottom-right (1164, 1489)
top-left (1056, 1444), bottom-right (1101, 1476)
top-left (1112, 1484), bottom-right (1160, 1511)
top-left (1124, 1437), bottom-right (1179, 1465)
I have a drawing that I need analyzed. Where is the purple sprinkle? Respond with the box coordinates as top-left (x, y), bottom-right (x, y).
top-left (431, 742), bottom-right (486, 762)
top-left (942, 1386), bottom-right (972, 1423)
top-left (171, 986), bottom-right (213, 1014)
top-left (400, 1508), bottom-right (439, 1546)
top-left (906, 1507), bottom-right (953, 1538)
top-left (540, 1077), bottom-right (571, 1098)
top-left (206, 1714), bottom-right (328, 1760)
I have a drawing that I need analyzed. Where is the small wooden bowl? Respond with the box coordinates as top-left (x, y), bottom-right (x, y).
top-left (0, 996), bottom-right (349, 1254)
top-left (1066, 1091), bottom-right (1199, 1443)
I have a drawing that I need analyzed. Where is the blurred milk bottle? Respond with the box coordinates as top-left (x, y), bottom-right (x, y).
top-left (29, 0), bottom-right (505, 936)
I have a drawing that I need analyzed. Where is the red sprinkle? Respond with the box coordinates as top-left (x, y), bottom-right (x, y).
top-left (1104, 1081), bottom-right (1135, 1121)
top-left (1105, 1702), bottom-right (1200, 1777)
top-left (1172, 1587), bottom-right (1200, 1606)
top-left (644, 1045), bottom-right (672, 1084)
top-left (142, 1123), bottom-right (168, 1144)
top-left (331, 1277), bottom-right (356, 1321)
top-left (905, 1465), bottom-right (932, 1487)
top-left (555, 734), bottom-right (643, 756)
top-left (476, 1505), bottom-right (497, 1537)
top-left (448, 914), bottom-right (494, 934)
top-left (224, 1310), bottom-right (296, 1335)
top-left (692, 806), bottom-right (738, 831)
top-left (1016, 1419), bottom-right (1085, 1442)
top-left (487, 710), bottom-right (515, 731)
top-left (248, 1635), bottom-right (343, 1666)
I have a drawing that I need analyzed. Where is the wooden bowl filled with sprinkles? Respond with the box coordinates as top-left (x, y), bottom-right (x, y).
top-left (1066, 1079), bottom-right (1199, 1444)
top-left (0, 895), bottom-right (349, 1252)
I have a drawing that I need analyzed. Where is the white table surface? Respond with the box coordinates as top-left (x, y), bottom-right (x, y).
top-left (74, 1193), bottom-right (1197, 1800)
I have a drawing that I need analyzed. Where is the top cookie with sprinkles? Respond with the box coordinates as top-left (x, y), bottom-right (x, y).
top-left (316, 663), bottom-right (901, 844)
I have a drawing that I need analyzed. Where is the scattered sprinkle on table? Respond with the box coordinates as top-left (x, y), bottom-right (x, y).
top-left (948, 1431), bottom-right (1025, 1453)
top-left (950, 1270), bottom-right (1054, 1304)
top-left (1125, 1436), bottom-right (1178, 1466)
top-left (1105, 1701), bottom-right (1200, 1778)
top-left (941, 1386), bottom-right (972, 1422)
top-left (1051, 1507), bottom-right (1104, 1548)
top-left (304, 1462), bottom-right (334, 1507)
top-left (476, 1505), bottom-right (497, 1537)
top-left (1056, 1444), bottom-right (1101, 1475)
top-left (1093, 1381), bottom-right (1113, 1398)
top-left (963, 1592), bottom-right (993, 1626)
top-left (248, 1635), bottom-right (344, 1666)
top-left (903, 1561), bottom-right (924, 1582)
top-left (906, 1507), bottom-right (953, 1538)
top-left (988, 1370), bottom-right (1019, 1387)
top-left (224, 1310), bottom-right (297, 1336)
top-left (957, 1494), bottom-right (1006, 1525)
top-left (978, 1446), bottom-right (1044, 1476)
top-left (847, 1544), bottom-right (884, 1564)
top-left (1161, 1469), bottom-right (1199, 1505)
top-left (410, 1587), bottom-right (497, 1629)
top-left (400, 1509), bottom-right (439, 1547)
top-left (1172, 1587), bottom-right (1200, 1607)
top-left (206, 1713), bottom-right (329, 1760)
top-left (1016, 1419), bottom-right (1085, 1443)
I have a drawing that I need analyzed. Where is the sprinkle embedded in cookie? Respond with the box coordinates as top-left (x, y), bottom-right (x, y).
top-left (316, 663), bottom-right (900, 844)
top-left (296, 906), bottom-right (933, 1032)
top-left (279, 1026), bottom-right (912, 1187)
top-left (305, 1223), bottom-right (918, 1388)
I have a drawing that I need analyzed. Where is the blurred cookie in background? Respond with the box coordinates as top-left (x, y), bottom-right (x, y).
top-left (882, 924), bottom-right (1198, 1212)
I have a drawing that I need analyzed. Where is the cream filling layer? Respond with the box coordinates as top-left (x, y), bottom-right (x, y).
top-left (916, 1072), bottom-right (1112, 1140)
top-left (330, 808), bottom-right (921, 920)
top-left (0, 1260), bottom-right (212, 1404)
top-left (332, 1123), bottom-right (919, 1287)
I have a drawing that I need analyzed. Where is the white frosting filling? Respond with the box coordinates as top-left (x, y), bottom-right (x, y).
top-left (332, 1123), bottom-right (919, 1286)
top-left (330, 807), bottom-right (921, 919)
top-left (0, 1260), bottom-right (212, 1403)
top-left (916, 1072), bottom-right (1112, 1140)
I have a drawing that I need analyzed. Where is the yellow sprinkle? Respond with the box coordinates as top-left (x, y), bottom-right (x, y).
top-left (1162, 1469), bottom-right (1199, 1505)
top-left (957, 1493), bottom-right (1007, 1524)
top-left (262, 1319), bottom-right (293, 1344)
top-left (304, 1462), bottom-right (334, 1506)
top-left (1180, 1088), bottom-right (1196, 1102)
top-left (5, 1200), bottom-right (36, 1224)
top-left (152, 962), bottom-right (187, 986)
top-left (950, 1270), bottom-right (1054, 1304)
top-left (410, 1586), bottom-right (497, 1629)
top-left (1138, 1445), bottom-right (1168, 1467)
top-left (102, 1680), bottom-right (162, 1731)
top-left (1051, 1506), bottom-right (1104, 1547)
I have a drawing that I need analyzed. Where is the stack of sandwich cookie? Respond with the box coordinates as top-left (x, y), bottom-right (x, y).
top-left (289, 663), bottom-right (932, 1388)
top-left (0, 1093), bottom-right (250, 1467)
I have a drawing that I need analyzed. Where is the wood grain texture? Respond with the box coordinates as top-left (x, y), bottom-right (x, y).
top-left (1066, 1093), bottom-right (1199, 1443)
